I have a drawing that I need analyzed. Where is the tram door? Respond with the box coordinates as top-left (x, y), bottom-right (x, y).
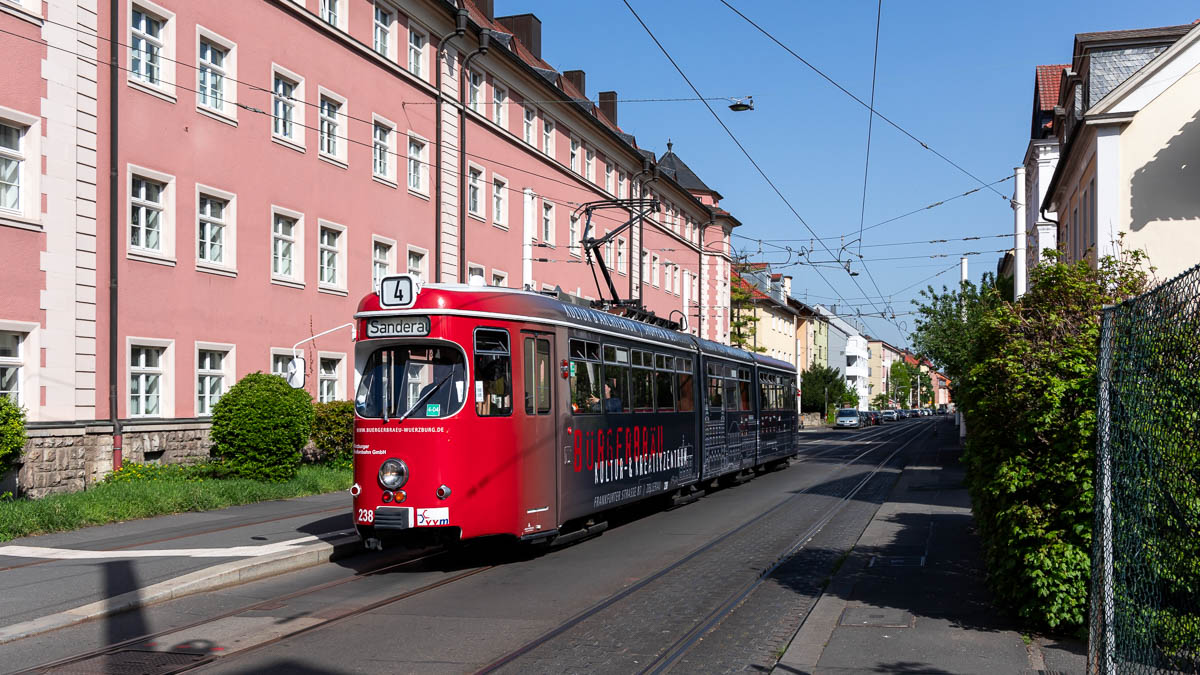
top-left (520, 332), bottom-right (557, 535)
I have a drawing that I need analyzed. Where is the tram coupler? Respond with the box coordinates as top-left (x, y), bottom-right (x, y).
top-left (363, 537), bottom-right (384, 551)
top-left (670, 486), bottom-right (701, 509)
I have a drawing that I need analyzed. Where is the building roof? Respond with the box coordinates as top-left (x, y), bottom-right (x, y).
top-left (1036, 64), bottom-right (1069, 111)
top-left (657, 144), bottom-right (722, 199)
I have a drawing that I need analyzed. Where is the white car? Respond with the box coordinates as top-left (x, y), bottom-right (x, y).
top-left (881, 409), bottom-right (898, 422)
top-left (835, 408), bottom-right (862, 428)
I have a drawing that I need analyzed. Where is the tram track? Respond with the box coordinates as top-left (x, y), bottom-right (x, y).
top-left (476, 420), bottom-right (928, 674)
top-left (16, 421), bottom-right (924, 674)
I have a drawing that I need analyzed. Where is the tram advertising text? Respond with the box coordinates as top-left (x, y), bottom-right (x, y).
top-left (573, 425), bottom-right (687, 485)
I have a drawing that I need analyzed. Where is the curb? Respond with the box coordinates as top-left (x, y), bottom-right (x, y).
top-left (0, 533), bottom-right (362, 645)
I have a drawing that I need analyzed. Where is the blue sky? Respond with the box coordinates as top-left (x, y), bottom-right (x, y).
top-left (500, 1), bottom-right (1197, 347)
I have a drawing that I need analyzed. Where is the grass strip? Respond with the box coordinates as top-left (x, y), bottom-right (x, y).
top-left (0, 464), bottom-right (351, 542)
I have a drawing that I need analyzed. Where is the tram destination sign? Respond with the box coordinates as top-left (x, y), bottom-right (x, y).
top-left (365, 316), bottom-right (430, 338)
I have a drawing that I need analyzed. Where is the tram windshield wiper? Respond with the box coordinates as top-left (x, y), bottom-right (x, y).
top-left (397, 368), bottom-right (458, 423)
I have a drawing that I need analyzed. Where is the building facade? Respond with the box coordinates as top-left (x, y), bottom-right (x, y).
top-left (1039, 22), bottom-right (1200, 282)
top-left (0, 0), bottom-right (738, 494)
top-left (867, 338), bottom-right (902, 406)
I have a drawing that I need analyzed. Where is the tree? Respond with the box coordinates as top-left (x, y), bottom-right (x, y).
top-left (870, 392), bottom-right (890, 410)
top-left (917, 370), bottom-right (934, 406)
top-left (889, 362), bottom-right (913, 406)
top-left (910, 272), bottom-right (1004, 390)
top-left (800, 365), bottom-right (847, 413)
top-left (729, 271), bottom-right (764, 352)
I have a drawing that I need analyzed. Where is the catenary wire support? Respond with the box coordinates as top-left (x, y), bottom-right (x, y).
top-left (574, 197), bottom-right (659, 307)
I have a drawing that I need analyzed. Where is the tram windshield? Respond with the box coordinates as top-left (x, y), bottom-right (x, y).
top-left (355, 345), bottom-right (467, 420)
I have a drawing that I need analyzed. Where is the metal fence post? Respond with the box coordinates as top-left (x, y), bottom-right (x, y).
top-left (1093, 307), bottom-right (1116, 675)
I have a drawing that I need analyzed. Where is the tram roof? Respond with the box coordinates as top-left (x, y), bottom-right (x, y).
top-left (357, 285), bottom-right (795, 374)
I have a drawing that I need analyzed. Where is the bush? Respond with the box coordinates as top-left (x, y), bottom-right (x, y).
top-left (311, 401), bottom-right (354, 469)
top-left (0, 396), bottom-right (26, 476)
top-left (210, 372), bottom-right (313, 482)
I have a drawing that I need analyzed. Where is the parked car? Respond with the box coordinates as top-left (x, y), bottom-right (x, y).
top-left (937, 405), bottom-right (948, 415)
top-left (865, 410), bottom-right (880, 425)
top-left (881, 409), bottom-right (898, 422)
top-left (835, 408), bottom-right (862, 429)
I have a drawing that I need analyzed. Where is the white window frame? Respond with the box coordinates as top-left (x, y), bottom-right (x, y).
top-left (0, 107), bottom-right (40, 228)
top-left (128, 0), bottom-right (176, 101)
top-left (270, 348), bottom-right (293, 378)
top-left (126, 337), bottom-right (174, 418)
top-left (317, 87), bottom-right (348, 166)
top-left (270, 205), bottom-right (305, 288)
top-left (371, 113), bottom-right (396, 185)
top-left (0, 0), bottom-right (41, 20)
top-left (372, 235), bottom-right (396, 290)
top-left (604, 235), bottom-right (613, 267)
top-left (492, 173), bottom-right (508, 229)
top-left (542, 116), bottom-right (555, 157)
top-left (674, 266), bottom-right (681, 296)
top-left (568, 213), bottom-right (580, 258)
top-left (651, 254), bottom-right (660, 287)
top-left (584, 147), bottom-right (595, 182)
top-left (541, 200), bottom-right (555, 246)
top-left (467, 262), bottom-right (485, 283)
top-left (319, 0), bottom-right (345, 30)
top-left (317, 352), bottom-right (345, 403)
top-left (616, 237), bottom-right (626, 275)
top-left (604, 162), bottom-right (613, 194)
top-left (641, 251), bottom-right (648, 281)
top-left (317, 219), bottom-right (347, 294)
top-left (372, 1), bottom-right (395, 60)
top-left (492, 82), bottom-right (507, 128)
top-left (407, 132), bottom-right (429, 196)
top-left (466, 163), bottom-right (485, 220)
top-left (490, 269), bottom-right (508, 287)
top-left (618, 171), bottom-right (627, 199)
top-left (523, 105), bottom-right (536, 145)
top-left (406, 245), bottom-right (428, 282)
top-left (195, 183), bottom-right (237, 276)
top-left (195, 341), bottom-right (234, 417)
top-left (0, 322), bottom-right (39, 415)
top-left (468, 69), bottom-right (484, 114)
top-left (195, 26), bottom-right (237, 124)
top-left (407, 22), bottom-right (428, 81)
top-left (569, 136), bottom-right (580, 173)
top-left (271, 64), bottom-right (305, 151)
top-left (126, 164), bottom-right (175, 265)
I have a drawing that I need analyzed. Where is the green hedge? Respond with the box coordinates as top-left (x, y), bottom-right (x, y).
top-left (311, 400), bottom-right (354, 469)
top-left (0, 396), bottom-right (25, 478)
top-left (210, 372), bottom-right (313, 482)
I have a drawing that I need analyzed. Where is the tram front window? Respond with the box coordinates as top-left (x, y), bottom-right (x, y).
top-left (355, 345), bottom-right (466, 420)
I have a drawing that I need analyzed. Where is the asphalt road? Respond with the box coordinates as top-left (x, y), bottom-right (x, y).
top-left (6, 419), bottom-right (933, 674)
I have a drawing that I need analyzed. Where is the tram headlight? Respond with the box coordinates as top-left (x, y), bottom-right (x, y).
top-left (378, 459), bottom-right (409, 490)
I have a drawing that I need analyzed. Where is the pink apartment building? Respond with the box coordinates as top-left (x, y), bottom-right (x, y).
top-left (0, 0), bottom-right (739, 496)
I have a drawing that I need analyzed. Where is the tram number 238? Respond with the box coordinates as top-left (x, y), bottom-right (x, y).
top-left (356, 508), bottom-right (374, 524)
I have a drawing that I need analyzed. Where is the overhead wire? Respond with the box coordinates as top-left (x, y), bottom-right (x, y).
top-left (855, 0), bottom-right (883, 258)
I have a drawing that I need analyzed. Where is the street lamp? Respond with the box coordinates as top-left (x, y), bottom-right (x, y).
top-left (728, 96), bottom-right (754, 112)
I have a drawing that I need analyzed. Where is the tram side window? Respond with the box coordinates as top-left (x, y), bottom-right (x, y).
top-left (570, 338), bottom-right (602, 414)
top-left (724, 369), bottom-right (739, 411)
top-left (706, 363), bottom-right (723, 410)
top-left (632, 350), bottom-right (654, 412)
top-left (758, 373), bottom-right (770, 411)
top-left (474, 329), bottom-right (512, 417)
top-left (738, 368), bottom-right (752, 412)
top-left (655, 353), bottom-right (676, 411)
top-left (602, 345), bottom-right (630, 413)
top-left (522, 338), bottom-right (552, 415)
top-left (676, 356), bottom-right (694, 412)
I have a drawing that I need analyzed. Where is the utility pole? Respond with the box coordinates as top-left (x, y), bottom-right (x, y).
top-left (958, 256), bottom-right (968, 442)
top-left (1013, 166), bottom-right (1027, 300)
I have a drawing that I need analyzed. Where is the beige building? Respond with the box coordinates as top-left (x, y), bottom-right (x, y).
top-left (1040, 22), bottom-right (1200, 283)
top-left (867, 339), bottom-right (903, 405)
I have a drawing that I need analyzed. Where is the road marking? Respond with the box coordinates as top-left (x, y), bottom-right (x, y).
top-left (0, 535), bottom-right (324, 560)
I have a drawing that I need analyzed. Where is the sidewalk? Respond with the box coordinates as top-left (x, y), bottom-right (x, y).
top-left (0, 490), bottom-right (359, 644)
top-left (775, 419), bottom-right (1087, 674)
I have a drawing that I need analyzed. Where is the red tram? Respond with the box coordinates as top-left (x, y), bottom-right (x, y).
top-left (349, 277), bottom-right (798, 549)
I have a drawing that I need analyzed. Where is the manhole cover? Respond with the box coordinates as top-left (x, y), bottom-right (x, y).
top-left (51, 649), bottom-right (209, 674)
top-left (839, 607), bottom-right (913, 628)
top-left (869, 555), bottom-right (926, 567)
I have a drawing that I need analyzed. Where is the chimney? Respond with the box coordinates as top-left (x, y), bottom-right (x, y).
top-left (599, 91), bottom-right (617, 125)
top-left (783, 275), bottom-right (792, 298)
top-left (495, 14), bottom-right (541, 60)
top-left (470, 0), bottom-right (493, 21)
top-left (563, 70), bottom-right (586, 97)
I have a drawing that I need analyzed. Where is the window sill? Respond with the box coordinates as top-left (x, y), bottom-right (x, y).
top-left (196, 105), bottom-right (238, 127)
top-left (0, 213), bottom-right (43, 231)
top-left (196, 262), bottom-right (237, 278)
top-left (408, 188), bottom-right (430, 201)
top-left (0, 1), bottom-right (42, 25)
top-left (467, 212), bottom-right (485, 223)
top-left (271, 276), bottom-right (305, 290)
top-left (271, 135), bottom-right (306, 154)
top-left (127, 78), bottom-right (177, 104)
top-left (318, 285), bottom-right (349, 297)
top-left (318, 153), bottom-right (348, 170)
top-left (492, 222), bottom-right (508, 231)
top-left (372, 174), bottom-right (398, 189)
top-left (127, 250), bottom-right (177, 267)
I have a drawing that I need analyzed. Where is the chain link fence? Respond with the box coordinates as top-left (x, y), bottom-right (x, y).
top-left (1093, 263), bottom-right (1200, 674)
